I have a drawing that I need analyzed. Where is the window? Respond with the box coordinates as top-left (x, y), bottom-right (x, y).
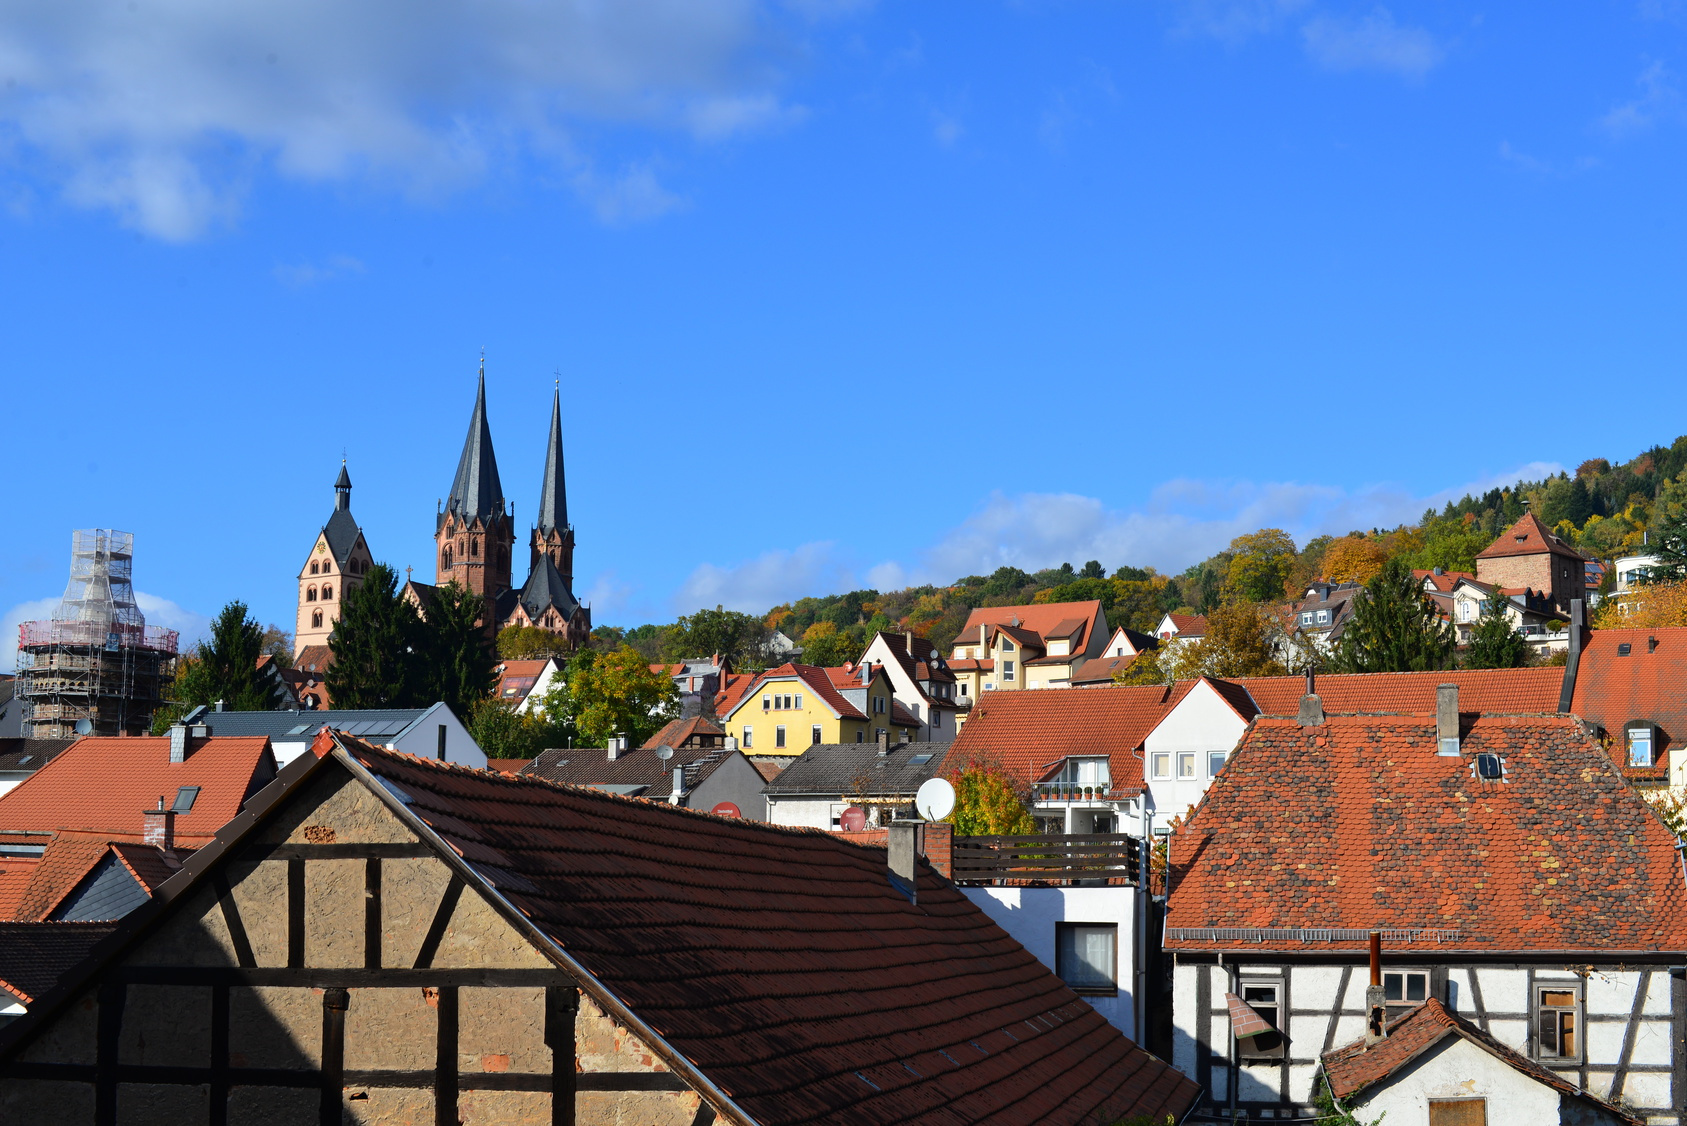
top-left (762, 695), bottom-right (771, 711)
top-left (909, 753), bottom-right (934, 765)
top-left (1316, 609), bottom-right (1330, 624)
top-left (1475, 753), bottom-right (1503, 780)
top-left (1001, 639), bottom-right (1015, 652)
top-left (1384, 970), bottom-right (1429, 1019)
top-left (1003, 661), bottom-right (1015, 681)
top-left (471, 539), bottom-right (479, 557)
top-left (856, 731), bottom-right (864, 742)
top-left (310, 562), bottom-right (319, 575)
top-left (306, 587), bottom-right (317, 602)
top-left (322, 585), bottom-right (332, 600)
top-left (932, 711), bottom-right (941, 729)
top-left (741, 727), bottom-right (753, 749)
top-left (1628, 725), bottom-right (1654, 767)
top-left (1207, 751), bottom-right (1228, 778)
top-left (812, 725), bottom-right (822, 745)
top-left (311, 611), bottom-right (323, 628)
top-left (775, 725), bottom-right (786, 749)
top-left (794, 693), bottom-right (803, 710)
top-left (1428, 1100), bottom-right (1486, 1126)
top-left (1299, 612), bottom-right (1312, 625)
top-left (1056, 757), bottom-right (1111, 787)
top-left (1178, 752), bottom-right (1196, 779)
top-left (171, 786), bottom-right (201, 812)
top-left (1459, 601), bottom-right (1473, 621)
top-left (322, 560), bottom-right (332, 572)
top-left (1151, 753), bottom-right (1171, 780)
top-left (1535, 984), bottom-right (1581, 1061)
top-left (1236, 980), bottom-right (1285, 1058)
top-left (442, 548), bottom-right (452, 569)
top-left (1055, 924), bottom-right (1116, 993)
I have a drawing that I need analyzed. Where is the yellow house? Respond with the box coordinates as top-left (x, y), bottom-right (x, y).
top-left (947, 600), bottom-right (1110, 699)
top-left (720, 662), bottom-right (917, 756)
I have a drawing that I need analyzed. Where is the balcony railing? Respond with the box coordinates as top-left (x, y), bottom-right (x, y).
top-left (952, 833), bottom-right (1141, 886)
top-left (1031, 782), bottom-right (1116, 802)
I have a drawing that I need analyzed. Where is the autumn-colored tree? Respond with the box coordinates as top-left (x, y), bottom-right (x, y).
top-left (1223, 529), bottom-right (1298, 602)
top-left (1114, 601), bottom-right (1286, 682)
top-left (541, 646), bottom-right (680, 747)
top-left (497, 625), bottom-right (572, 660)
top-left (1594, 579), bottom-right (1687, 629)
top-left (945, 758), bottom-right (1037, 836)
top-left (1320, 536), bottom-right (1387, 584)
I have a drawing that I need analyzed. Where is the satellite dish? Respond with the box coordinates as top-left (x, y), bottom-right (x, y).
top-left (711, 801), bottom-right (742, 818)
top-left (916, 778), bottom-right (956, 822)
top-left (654, 744), bottom-right (673, 761)
top-left (840, 805), bottom-right (867, 831)
top-left (73, 718), bottom-right (93, 736)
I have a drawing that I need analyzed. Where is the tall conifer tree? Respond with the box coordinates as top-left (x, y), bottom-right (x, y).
top-left (327, 563), bottom-right (423, 708)
top-left (421, 581), bottom-right (496, 721)
top-left (1330, 557), bottom-right (1456, 673)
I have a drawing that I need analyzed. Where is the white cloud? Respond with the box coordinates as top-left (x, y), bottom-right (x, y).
top-left (273, 253), bottom-right (364, 287)
top-left (0, 0), bottom-right (814, 238)
top-left (1301, 7), bottom-right (1443, 78)
top-left (1601, 60), bottom-right (1683, 138)
top-left (572, 162), bottom-right (686, 226)
top-left (0, 591), bottom-right (208, 672)
top-left (1170, 0), bottom-right (1312, 45)
top-left (581, 571), bottom-right (635, 621)
top-left (668, 463), bottom-right (1564, 614)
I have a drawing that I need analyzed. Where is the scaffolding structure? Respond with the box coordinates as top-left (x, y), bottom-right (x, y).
top-left (15, 530), bottom-right (178, 738)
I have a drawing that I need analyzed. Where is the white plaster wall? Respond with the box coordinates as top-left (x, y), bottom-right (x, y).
top-left (764, 798), bottom-right (838, 831)
top-left (513, 660), bottom-right (561, 716)
top-left (1143, 680), bottom-right (1248, 832)
top-left (1173, 963), bottom-right (1200, 1079)
top-left (390, 704), bottom-right (486, 769)
top-left (1352, 1036), bottom-right (1564, 1126)
top-left (962, 885), bottom-right (1138, 1036)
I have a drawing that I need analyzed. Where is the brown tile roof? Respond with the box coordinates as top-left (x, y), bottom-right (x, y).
top-left (727, 663), bottom-right (869, 721)
top-left (875, 632), bottom-right (957, 686)
top-left (1569, 627), bottom-right (1687, 758)
top-left (483, 758), bottom-right (533, 774)
top-left (0, 735), bottom-right (277, 845)
top-left (335, 738), bottom-right (1200, 1125)
top-left (495, 658), bottom-right (550, 701)
top-left (293, 643), bottom-right (335, 674)
top-left (1165, 614), bottom-right (1207, 636)
top-left (1070, 655), bottom-right (1140, 685)
top-left (525, 743), bottom-right (743, 800)
top-left (0, 739), bottom-right (76, 773)
top-left (1233, 667), bottom-right (1564, 717)
top-left (948, 683), bottom-right (1183, 795)
top-left (0, 921), bottom-right (119, 1005)
top-left (642, 715), bottom-right (726, 750)
top-left (955, 601), bottom-right (1105, 651)
top-left (1475, 512), bottom-right (1588, 561)
top-left (1414, 569), bottom-right (1477, 593)
top-left (1322, 998), bottom-right (1642, 1125)
top-left (947, 658), bottom-right (995, 672)
top-left (1166, 714), bottom-right (1687, 953)
top-left (753, 760), bottom-right (785, 783)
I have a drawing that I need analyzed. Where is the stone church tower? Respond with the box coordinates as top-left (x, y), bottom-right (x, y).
top-left (435, 364), bottom-right (515, 606)
top-left (294, 463), bottom-right (374, 658)
top-left (504, 384), bottom-right (591, 647)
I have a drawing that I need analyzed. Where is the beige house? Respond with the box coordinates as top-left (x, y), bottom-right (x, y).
top-left (293, 463), bottom-right (374, 657)
top-left (947, 600), bottom-right (1110, 694)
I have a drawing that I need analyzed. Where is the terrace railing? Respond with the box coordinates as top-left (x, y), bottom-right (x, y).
top-left (951, 833), bottom-right (1141, 886)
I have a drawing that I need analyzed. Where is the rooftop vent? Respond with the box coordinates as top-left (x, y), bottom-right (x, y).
top-left (1649, 636), bottom-right (1659, 653)
top-left (1475, 753), bottom-right (1503, 781)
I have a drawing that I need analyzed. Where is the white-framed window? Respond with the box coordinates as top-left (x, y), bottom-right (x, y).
top-left (812, 725), bottom-right (822, 745)
top-left (1207, 750), bottom-right (1228, 778)
top-left (1056, 757), bottom-right (1110, 787)
top-left (794, 693), bottom-right (802, 710)
top-left (762, 695), bottom-right (771, 711)
top-left (1316, 609), bottom-right (1330, 624)
top-left (1178, 752), bottom-right (1196, 779)
top-left (1384, 970), bottom-right (1430, 1018)
top-left (775, 725), bottom-right (786, 749)
top-left (1151, 753), bottom-right (1171, 780)
top-left (1533, 982), bottom-right (1582, 1063)
top-left (1003, 661), bottom-right (1015, 681)
top-left (1236, 979), bottom-right (1285, 1059)
top-left (1627, 723), bottom-right (1654, 767)
top-left (1055, 923), bottom-right (1116, 994)
top-left (1300, 612), bottom-right (1312, 625)
top-left (741, 726), bottom-right (753, 749)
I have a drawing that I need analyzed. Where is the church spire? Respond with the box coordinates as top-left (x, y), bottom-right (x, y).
top-left (536, 380), bottom-right (567, 537)
top-left (446, 357), bottom-right (505, 521)
top-left (334, 460), bottom-right (351, 512)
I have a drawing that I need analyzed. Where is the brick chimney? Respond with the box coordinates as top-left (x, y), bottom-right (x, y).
top-left (877, 730), bottom-right (890, 755)
top-left (143, 798), bottom-right (176, 851)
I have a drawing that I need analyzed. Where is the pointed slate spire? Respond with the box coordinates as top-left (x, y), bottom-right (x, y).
top-left (447, 359), bottom-right (505, 522)
top-left (536, 381), bottom-right (567, 537)
top-left (334, 460), bottom-right (352, 511)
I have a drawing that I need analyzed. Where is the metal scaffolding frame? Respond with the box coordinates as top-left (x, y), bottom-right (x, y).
top-left (15, 530), bottom-right (179, 738)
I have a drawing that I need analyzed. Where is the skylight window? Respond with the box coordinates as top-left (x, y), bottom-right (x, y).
top-left (1618, 643), bottom-right (1632, 656)
top-left (908, 753), bottom-right (934, 765)
top-left (171, 786), bottom-right (200, 813)
top-left (1475, 754), bottom-right (1503, 781)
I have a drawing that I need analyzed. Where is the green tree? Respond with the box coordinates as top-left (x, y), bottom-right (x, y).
top-left (945, 759), bottom-right (1037, 836)
top-left (798, 624), bottom-right (864, 668)
top-left (1462, 588), bottom-right (1529, 670)
top-left (1330, 557), bottom-right (1456, 673)
top-left (556, 646), bottom-right (679, 747)
top-left (496, 625), bottom-right (571, 660)
top-left (327, 563), bottom-right (423, 708)
top-left (421, 581), bottom-right (497, 720)
top-left (468, 696), bottom-right (574, 762)
top-left (1643, 503), bottom-right (1687, 585)
top-left (1224, 529), bottom-right (1298, 602)
top-left (196, 601), bottom-right (273, 711)
top-left (659, 605), bottom-right (771, 666)
top-left (1079, 560), bottom-right (1105, 579)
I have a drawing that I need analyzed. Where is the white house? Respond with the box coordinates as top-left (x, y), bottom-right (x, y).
top-left (1141, 677), bottom-right (1256, 835)
top-left (856, 631), bottom-right (962, 741)
top-left (184, 701), bottom-right (486, 769)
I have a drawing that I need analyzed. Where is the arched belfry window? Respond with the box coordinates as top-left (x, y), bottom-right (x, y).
top-left (471, 538), bottom-right (480, 558)
top-left (311, 610), bottom-right (323, 628)
top-left (306, 588), bottom-right (317, 602)
top-left (322, 585), bottom-right (333, 601)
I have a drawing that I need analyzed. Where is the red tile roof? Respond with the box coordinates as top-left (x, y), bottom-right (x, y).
top-left (483, 758), bottom-right (533, 774)
top-left (712, 671), bottom-right (758, 716)
top-left (1413, 569), bottom-right (1476, 593)
top-left (955, 601), bottom-right (1105, 651)
top-left (642, 715), bottom-right (726, 750)
top-left (1166, 714), bottom-right (1687, 952)
top-left (1233, 667), bottom-right (1564, 717)
top-left (1165, 614), bottom-right (1207, 636)
top-left (1070, 655), bottom-right (1140, 685)
top-left (1322, 999), bottom-right (1642, 1125)
top-left (1475, 512), bottom-right (1588, 561)
top-left (727, 663), bottom-right (871, 721)
top-left (1569, 627), bottom-right (1687, 756)
top-left (948, 684), bottom-right (1181, 795)
top-left (0, 736), bottom-right (277, 845)
top-left (334, 738), bottom-right (1200, 1125)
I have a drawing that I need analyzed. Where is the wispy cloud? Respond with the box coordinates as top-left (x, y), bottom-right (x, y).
top-left (668, 463), bottom-right (1563, 615)
top-left (0, 0), bottom-right (821, 239)
top-left (273, 254), bottom-right (365, 287)
top-left (1497, 141), bottom-right (1599, 178)
top-left (1601, 60), bottom-right (1683, 137)
top-left (930, 109), bottom-right (965, 148)
top-left (572, 163), bottom-right (686, 226)
top-left (1301, 7), bottom-right (1443, 78)
top-left (1170, 0), bottom-right (1312, 46)
top-left (0, 597), bottom-right (57, 674)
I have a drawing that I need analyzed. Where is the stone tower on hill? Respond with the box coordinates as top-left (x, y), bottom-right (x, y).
top-left (295, 462), bottom-right (374, 656)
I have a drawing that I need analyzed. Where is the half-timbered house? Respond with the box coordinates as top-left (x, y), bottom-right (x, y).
top-left (0, 728), bottom-right (1199, 1125)
top-left (1165, 693), bottom-right (1687, 1122)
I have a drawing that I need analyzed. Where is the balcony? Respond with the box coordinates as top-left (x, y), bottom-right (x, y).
top-left (951, 833), bottom-right (1141, 886)
top-left (1031, 782), bottom-right (1117, 803)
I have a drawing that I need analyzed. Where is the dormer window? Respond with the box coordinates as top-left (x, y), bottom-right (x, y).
top-left (1299, 612), bottom-right (1312, 626)
top-left (1626, 723), bottom-right (1656, 768)
top-left (1316, 610), bottom-right (1329, 625)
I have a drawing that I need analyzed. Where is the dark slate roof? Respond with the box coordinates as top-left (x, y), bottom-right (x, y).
top-left (0, 921), bottom-right (118, 1004)
top-left (762, 742), bottom-right (953, 797)
top-left (445, 369), bottom-right (505, 522)
top-left (190, 706), bottom-right (447, 742)
top-left (517, 554), bottom-right (580, 621)
top-left (525, 744), bottom-right (739, 800)
top-left (337, 737), bottom-right (1200, 1125)
top-left (334, 461), bottom-right (352, 490)
top-left (0, 739), bottom-right (76, 773)
top-left (536, 385), bottom-right (568, 537)
top-left (321, 507), bottom-right (361, 565)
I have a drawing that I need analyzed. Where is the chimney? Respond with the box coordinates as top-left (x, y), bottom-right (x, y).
top-left (725, 735), bottom-right (737, 752)
top-left (905, 630), bottom-right (914, 656)
top-left (189, 724), bottom-right (208, 740)
top-left (168, 723), bottom-right (188, 763)
top-left (877, 730), bottom-right (890, 755)
top-left (143, 798), bottom-right (176, 852)
top-left (606, 734), bottom-right (627, 761)
top-left (1436, 684), bottom-right (1460, 755)
top-left (214, 699), bottom-right (225, 713)
top-left (1364, 931), bottom-right (1387, 1046)
top-left (1557, 599), bottom-right (1585, 713)
top-left (980, 622), bottom-right (988, 651)
top-left (1297, 666), bottom-right (1324, 727)
top-left (888, 820), bottom-right (923, 904)
top-left (671, 766), bottom-right (688, 806)
top-left (1650, 636), bottom-right (1659, 654)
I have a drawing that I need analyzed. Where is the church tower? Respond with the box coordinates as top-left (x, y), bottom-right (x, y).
top-left (530, 384), bottom-right (574, 585)
top-left (295, 462), bottom-right (373, 658)
top-left (435, 362), bottom-right (515, 606)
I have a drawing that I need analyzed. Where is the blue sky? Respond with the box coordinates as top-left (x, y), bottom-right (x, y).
top-left (4, 0), bottom-right (1687, 664)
